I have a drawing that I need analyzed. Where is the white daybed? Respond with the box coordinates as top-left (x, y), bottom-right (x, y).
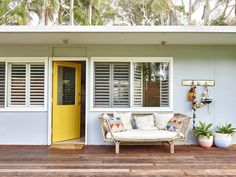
top-left (99, 112), bottom-right (191, 154)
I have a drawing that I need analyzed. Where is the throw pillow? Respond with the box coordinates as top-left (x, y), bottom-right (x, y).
top-left (113, 112), bottom-right (133, 130)
top-left (133, 115), bottom-right (156, 130)
top-left (166, 117), bottom-right (185, 132)
top-left (108, 119), bottom-right (125, 132)
top-left (153, 113), bottom-right (174, 129)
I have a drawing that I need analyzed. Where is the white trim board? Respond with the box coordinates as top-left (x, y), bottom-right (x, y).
top-left (47, 57), bottom-right (88, 145)
top-left (0, 57), bottom-right (47, 62)
top-left (0, 26), bottom-right (236, 33)
top-left (1, 28), bottom-right (236, 45)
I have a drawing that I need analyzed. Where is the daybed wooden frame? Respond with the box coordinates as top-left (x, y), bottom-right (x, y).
top-left (99, 113), bottom-right (191, 154)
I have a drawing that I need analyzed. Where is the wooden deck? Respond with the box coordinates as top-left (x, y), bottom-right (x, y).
top-left (0, 145), bottom-right (235, 176)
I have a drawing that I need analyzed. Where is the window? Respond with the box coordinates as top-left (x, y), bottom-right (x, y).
top-left (133, 62), bottom-right (169, 107)
top-left (8, 63), bottom-right (45, 107)
top-left (94, 63), bottom-right (130, 108)
top-left (29, 64), bottom-right (45, 106)
top-left (9, 63), bottom-right (27, 105)
top-left (57, 66), bottom-right (76, 105)
top-left (93, 58), bottom-right (172, 110)
top-left (0, 59), bottom-right (46, 110)
top-left (0, 62), bottom-right (5, 108)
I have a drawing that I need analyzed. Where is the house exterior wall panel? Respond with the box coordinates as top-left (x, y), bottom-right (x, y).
top-left (0, 45), bottom-right (51, 57)
top-left (0, 112), bottom-right (48, 144)
top-left (214, 46), bottom-right (236, 143)
top-left (52, 47), bottom-right (87, 57)
top-left (0, 44), bottom-right (235, 145)
top-left (86, 45), bottom-right (236, 145)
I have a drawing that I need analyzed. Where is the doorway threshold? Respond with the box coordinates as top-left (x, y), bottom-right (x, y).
top-left (49, 138), bottom-right (85, 150)
top-left (54, 137), bottom-right (85, 145)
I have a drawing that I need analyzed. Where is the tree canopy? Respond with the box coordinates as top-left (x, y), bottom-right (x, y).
top-left (0, 0), bottom-right (235, 25)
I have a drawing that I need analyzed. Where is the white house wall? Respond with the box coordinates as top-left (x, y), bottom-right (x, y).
top-left (0, 45), bottom-right (235, 145)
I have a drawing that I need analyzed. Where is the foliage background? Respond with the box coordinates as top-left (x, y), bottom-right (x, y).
top-left (0, 0), bottom-right (235, 26)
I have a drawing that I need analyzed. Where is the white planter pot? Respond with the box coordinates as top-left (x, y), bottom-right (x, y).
top-left (214, 133), bottom-right (232, 148)
top-left (198, 136), bottom-right (213, 148)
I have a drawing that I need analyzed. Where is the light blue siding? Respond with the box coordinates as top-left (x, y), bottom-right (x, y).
top-left (0, 45), bottom-right (236, 145)
top-left (0, 112), bottom-right (48, 144)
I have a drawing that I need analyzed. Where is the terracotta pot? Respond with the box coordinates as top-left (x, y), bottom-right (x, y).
top-left (214, 133), bottom-right (232, 148)
top-left (198, 136), bottom-right (213, 148)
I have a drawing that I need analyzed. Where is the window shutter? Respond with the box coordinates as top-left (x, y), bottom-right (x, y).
top-left (9, 64), bottom-right (26, 105)
top-left (133, 63), bottom-right (143, 107)
top-left (0, 62), bottom-right (5, 108)
top-left (160, 76), bottom-right (169, 107)
top-left (94, 63), bottom-right (111, 107)
top-left (112, 63), bottom-right (130, 107)
top-left (30, 64), bottom-right (45, 106)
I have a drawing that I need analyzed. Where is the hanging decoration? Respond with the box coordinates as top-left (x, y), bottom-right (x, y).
top-left (183, 80), bottom-right (215, 129)
top-left (188, 86), bottom-right (195, 102)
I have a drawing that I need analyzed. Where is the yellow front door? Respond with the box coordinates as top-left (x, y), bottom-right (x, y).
top-left (52, 61), bottom-right (81, 143)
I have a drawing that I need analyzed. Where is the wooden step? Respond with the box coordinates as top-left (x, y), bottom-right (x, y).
top-left (49, 144), bottom-right (85, 150)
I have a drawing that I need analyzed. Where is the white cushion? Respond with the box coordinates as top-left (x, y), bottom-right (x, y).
top-left (113, 112), bottom-right (132, 130)
top-left (134, 115), bottom-right (156, 130)
top-left (153, 113), bottom-right (174, 129)
top-left (113, 129), bottom-right (178, 140)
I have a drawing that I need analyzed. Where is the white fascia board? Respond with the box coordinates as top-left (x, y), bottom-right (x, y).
top-left (0, 26), bottom-right (236, 33)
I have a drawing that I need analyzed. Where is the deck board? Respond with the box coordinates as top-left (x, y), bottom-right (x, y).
top-left (0, 145), bottom-right (235, 176)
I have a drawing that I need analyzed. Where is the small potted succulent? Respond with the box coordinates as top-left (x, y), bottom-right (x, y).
top-left (193, 121), bottom-right (214, 148)
top-left (214, 123), bottom-right (236, 148)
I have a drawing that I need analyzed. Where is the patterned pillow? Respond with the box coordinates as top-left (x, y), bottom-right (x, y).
top-left (153, 113), bottom-right (174, 129)
top-left (113, 112), bottom-right (133, 130)
top-left (166, 117), bottom-right (185, 132)
top-left (108, 119), bottom-right (125, 132)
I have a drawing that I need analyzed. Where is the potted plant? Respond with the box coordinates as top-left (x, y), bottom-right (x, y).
top-left (193, 121), bottom-right (214, 148)
top-left (214, 123), bottom-right (236, 148)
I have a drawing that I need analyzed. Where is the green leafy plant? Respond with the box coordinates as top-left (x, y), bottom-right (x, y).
top-left (216, 123), bottom-right (236, 135)
top-left (193, 121), bottom-right (214, 138)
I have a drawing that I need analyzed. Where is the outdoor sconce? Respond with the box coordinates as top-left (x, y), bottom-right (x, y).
top-left (62, 38), bottom-right (69, 44)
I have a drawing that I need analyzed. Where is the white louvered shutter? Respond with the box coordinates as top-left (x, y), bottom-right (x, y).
top-left (9, 64), bottom-right (26, 105)
top-left (160, 76), bottom-right (169, 107)
top-left (133, 63), bottom-right (143, 107)
top-left (94, 63), bottom-right (111, 107)
top-left (0, 62), bottom-right (5, 108)
top-left (112, 63), bottom-right (130, 107)
top-left (30, 64), bottom-right (45, 106)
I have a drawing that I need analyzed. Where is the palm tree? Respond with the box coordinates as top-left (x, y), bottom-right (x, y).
top-left (69, 0), bottom-right (74, 25)
top-left (74, 0), bottom-right (87, 25)
top-left (87, 0), bottom-right (92, 25)
top-left (72, 0), bottom-right (102, 25)
top-left (0, 0), bottom-right (29, 25)
top-left (30, 0), bottom-right (59, 25)
top-left (57, 0), bottom-right (78, 25)
top-left (0, 0), bottom-right (13, 24)
top-left (87, 0), bottom-right (101, 25)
